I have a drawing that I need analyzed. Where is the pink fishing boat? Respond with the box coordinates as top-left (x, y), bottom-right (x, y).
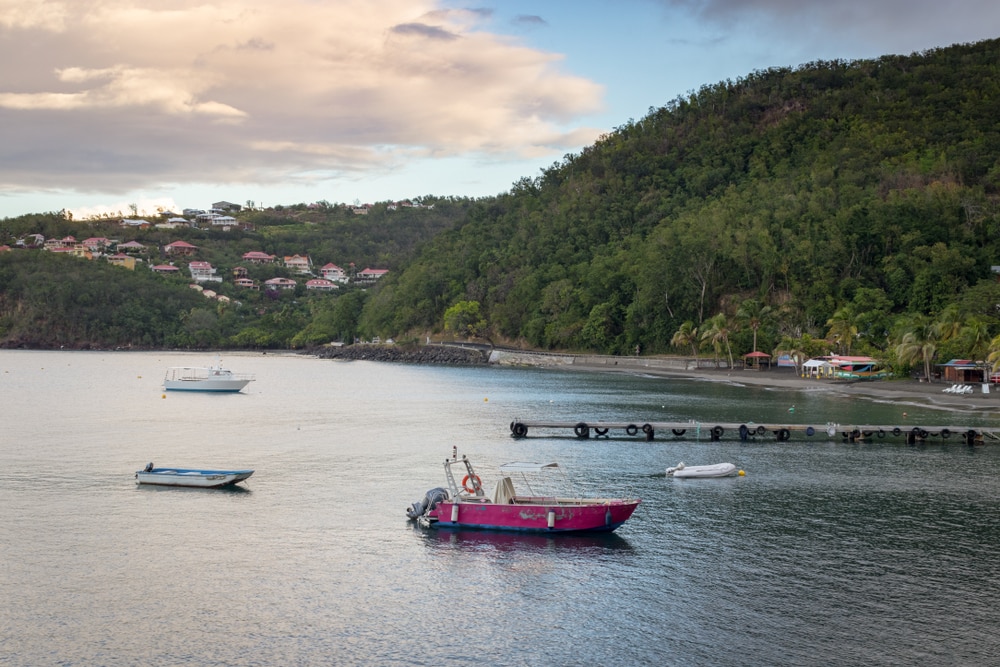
top-left (406, 451), bottom-right (640, 533)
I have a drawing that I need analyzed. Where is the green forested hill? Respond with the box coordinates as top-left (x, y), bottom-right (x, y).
top-left (360, 38), bottom-right (1000, 365)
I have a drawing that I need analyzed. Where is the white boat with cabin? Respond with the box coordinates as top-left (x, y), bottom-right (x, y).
top-left (163, 361), bottom-right (254, 392)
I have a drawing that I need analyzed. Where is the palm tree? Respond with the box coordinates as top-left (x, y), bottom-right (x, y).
top-left (826, 305), bottom-right (858, 355)
top-left (701, 313), bottom-right (735, 369)
top-left (894, 315), bottom-right (940, 382)
top-left (736, 298), bottom-right (771, 354)
top-left (960, 317), bottom-right (991, 381)
top-left (670, 321), bottom-right (700, 360)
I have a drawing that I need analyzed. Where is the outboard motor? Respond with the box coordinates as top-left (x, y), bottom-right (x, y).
top-left (406, 487), bottom-right (450, 520)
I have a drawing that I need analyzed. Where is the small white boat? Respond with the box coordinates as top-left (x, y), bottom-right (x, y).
top-left (135, 463), bottom-right (254, 488)
top-left (666, 462), bottom-right (739, 478)
top-left (163, 361), bottom-right (254, 392)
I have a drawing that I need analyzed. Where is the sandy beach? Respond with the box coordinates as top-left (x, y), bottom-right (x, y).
top-left (532, 354), bottom-right (1000, 413)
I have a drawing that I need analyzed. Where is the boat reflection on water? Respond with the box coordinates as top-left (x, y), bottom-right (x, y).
top-left (414, 524), bottom-right (635, 553)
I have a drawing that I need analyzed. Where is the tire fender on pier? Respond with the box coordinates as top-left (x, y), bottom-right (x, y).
top-left (574, 422), bottom-right (590, 439)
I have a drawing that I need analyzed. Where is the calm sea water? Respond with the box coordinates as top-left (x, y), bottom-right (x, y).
top-left (4, 350), bottom-right (1000, 666)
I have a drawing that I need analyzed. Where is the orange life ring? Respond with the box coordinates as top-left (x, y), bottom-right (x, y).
top-left (462, 474), bottom-right (482, 493)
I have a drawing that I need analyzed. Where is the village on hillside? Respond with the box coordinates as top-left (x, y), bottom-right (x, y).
top-left (0, 200), bottom-right (392, 298)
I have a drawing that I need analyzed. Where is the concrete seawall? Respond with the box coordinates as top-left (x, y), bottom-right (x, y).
top-left (489, 349), bottom-right (699, 373)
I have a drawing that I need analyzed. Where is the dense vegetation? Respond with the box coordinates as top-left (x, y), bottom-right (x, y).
top-left (361, 38), bottom-right (1000, 373)
top-left (4, 38), bottom-right (1000, 377)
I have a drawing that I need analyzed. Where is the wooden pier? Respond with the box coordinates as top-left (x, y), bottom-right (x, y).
top-left (509, 419), bottom-right (997, 445)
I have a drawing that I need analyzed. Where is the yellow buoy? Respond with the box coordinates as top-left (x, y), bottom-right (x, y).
top-left (738, 470), bottom-right (746, 476)
top-left (484, 397), bottom-right (488, 402)
top-left (161, 394), bottom-right (166, 399)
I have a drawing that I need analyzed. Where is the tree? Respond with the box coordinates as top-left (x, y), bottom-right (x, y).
top-left (894, 315), bottom-right (941, 382)
top-left (701, 313), bottom-right (734, 369)
top-left (826, 305), bottom-right (859, 355)
top-left (670, 321), bottom-right (700, 359)
top-left (443, 300), bottom-right (490, 344)
top-left (736, 298), bottom-right (771, 354)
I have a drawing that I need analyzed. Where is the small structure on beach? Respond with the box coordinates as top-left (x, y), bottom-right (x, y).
top-left (940, 359), bottom-right (985, 384)
top-left (742, 351), bottom-right (771, 370)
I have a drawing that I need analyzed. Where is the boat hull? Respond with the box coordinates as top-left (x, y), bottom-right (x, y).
top-left (428, 499), bottom-right (640, 533)
top-left (135, 468), bottom-right (254, 488)
top-left (163, 379), bottom-right (251, 392)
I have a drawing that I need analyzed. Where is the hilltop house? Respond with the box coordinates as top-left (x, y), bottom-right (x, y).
top-left (284, 254), bottom-right (312, 274)
top-left (305, 279), bottom-right (338, 291)
top-left (188, 261), bottom-right (222, 283)
top-left (356, 267), bottom-right (388, 283)
top-left (264, 277), bottom-right (297, 291)
top-left (242, 251), bottom-right (275, 264)
top-left (82, 237), bottom-right (111, 252)
top-left (320, 263), bottom-right (348, 282)
top-left (107, 253), bottom-right (136, 270)
top-left (117, 241), bottom-right (146, 253)
top-left (164, 240), bottom-right (198, 256)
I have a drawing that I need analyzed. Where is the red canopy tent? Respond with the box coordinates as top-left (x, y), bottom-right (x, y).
top-left (742, 351), bottom-right (771, 370)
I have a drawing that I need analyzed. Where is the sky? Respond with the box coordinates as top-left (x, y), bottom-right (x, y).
top-left (1, 0), bottom-right (999, 220)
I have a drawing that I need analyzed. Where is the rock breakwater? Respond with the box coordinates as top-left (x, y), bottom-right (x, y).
top-left (314, 344), bottom-right (488, 365)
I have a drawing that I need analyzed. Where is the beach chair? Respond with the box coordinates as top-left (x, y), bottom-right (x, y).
top-left (943, 384), bottom-right (958, 393)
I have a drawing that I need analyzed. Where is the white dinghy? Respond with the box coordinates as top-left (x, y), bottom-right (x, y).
top-left (666, 462), bottom-right (739, 478)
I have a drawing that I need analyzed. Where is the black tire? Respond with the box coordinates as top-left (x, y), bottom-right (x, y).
top-left (642, 423), bottom-right (654, 434)
top-left (512, 423), bottom-right (527, 438)
top-left (892, 427), bottom-right (901, 436)
top-left (851, 429), bottom-right (861, 439)
top-left (940, 428), bottom-right (950, 438)
top-left (877, 430), bottom-right (885, 438)
top-left (595, 427), bottom-right (609, 436)
top-left (738, 424), bottom-right (749, 441)
top-left (805, 426), bottom-right (815, 436)
top-left (671, 429), bottom-right (686, 436)
top-left (626, 424), bottom-right (638, 436)
top-left (711, 425), bottom-right (724, 439)
top-left (919, 429), bottom-right (929, 439)
top-left (778, 428), bottom-right (790, 441)
top-left (574, 422), bottom-right (589, 438)
top-left (756, 425), bottom-right (768, 436)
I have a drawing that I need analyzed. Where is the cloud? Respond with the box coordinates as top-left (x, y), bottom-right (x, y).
top-left (659, 0), bottom-right (1000, 55)
top-left (0, 0), bottom-right (604, 196)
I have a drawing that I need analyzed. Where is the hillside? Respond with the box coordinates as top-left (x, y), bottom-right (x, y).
top-left (360, 38), bottom-right (1000, 364)
top-left (0, 199), bottom-right (470, 349)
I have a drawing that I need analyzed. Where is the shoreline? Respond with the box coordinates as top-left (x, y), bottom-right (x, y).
top-left (559, 360), bottom-right (999, 413)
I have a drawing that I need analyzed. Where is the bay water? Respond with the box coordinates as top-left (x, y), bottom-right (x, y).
top-left (3, 350), bottom-right (1000, 666)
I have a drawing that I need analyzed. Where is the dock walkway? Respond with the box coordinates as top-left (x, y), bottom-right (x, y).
top-left (509, 419), bottom-right (997, 444)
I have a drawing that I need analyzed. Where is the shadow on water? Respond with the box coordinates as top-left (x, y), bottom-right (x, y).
top-left (134, 484), bottom-right (252, 494)
top-left (410, 522), bottom-right (635, 553)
